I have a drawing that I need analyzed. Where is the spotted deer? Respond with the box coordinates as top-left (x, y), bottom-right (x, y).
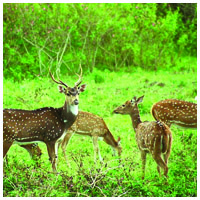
top-left (151, 99), bottom-right (197, 128)
top-left (60, 111), bottom-right (122, 163)
top-left (113, 95), bottom-right (172, 179)
top-left (3, 67), bottom-right (86, 172)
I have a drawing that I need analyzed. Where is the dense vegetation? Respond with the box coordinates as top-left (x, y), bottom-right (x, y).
top-left (3, 3), bottom-right (197, 80)
top-left (3, 3), bottom-right (197, 197)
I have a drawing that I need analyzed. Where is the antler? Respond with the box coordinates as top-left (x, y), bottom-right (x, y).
top-left (74, 64), bottom-right (83, 87)
top-left (49, 69), bottom-right (68, 88)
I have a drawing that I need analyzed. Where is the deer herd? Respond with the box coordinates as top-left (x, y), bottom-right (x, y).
top-left (3, 66), bottom-right (197, 179)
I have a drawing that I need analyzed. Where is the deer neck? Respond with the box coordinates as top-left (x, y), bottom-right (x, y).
top-left (130, 109), bottom-right (142, 131)
top-left (62, 101), bottom-right (78, 128)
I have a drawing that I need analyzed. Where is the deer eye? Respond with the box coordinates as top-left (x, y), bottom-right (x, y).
top-left (122, 104), bottom-right (125, 107)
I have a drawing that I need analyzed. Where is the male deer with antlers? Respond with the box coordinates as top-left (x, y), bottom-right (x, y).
top-left (60, 111), bottom-right (122, 163)
top-left (113, 95), bottom-right (172, 179)
top-left (151, 99), bottom-right (197, 128)
top-left (3, 66), bottom-right (86, 172)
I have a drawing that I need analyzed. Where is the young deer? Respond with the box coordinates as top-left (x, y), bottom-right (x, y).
top-left (151, 99), bottom-right (197, 128)
top-left (113, 95), bottom-right (172, 179)
top-left (60, 111), bottom-right (122, 162)
top-left (3, 67), bottom-right (86, 172)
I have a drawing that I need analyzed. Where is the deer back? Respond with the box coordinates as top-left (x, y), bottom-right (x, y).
top-left (3, 107), bottom-right (67, 144)
top-left (67, 111), bottom-right (121, 149)
top-left (68, 111), bottom-right (108, 136)
top-left (152, 99), bottom-right (197, 128)
top-left (136, 121), bottom-right (172, 154)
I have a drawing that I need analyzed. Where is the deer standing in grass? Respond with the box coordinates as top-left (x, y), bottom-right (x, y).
top-left (60, 111), bottom-right (122, 163)
top-left (151, 99), bottom-right (197, 129)
top-left (3, 67), bottom-right (86, 172)
top-left (113, 95), bottom-right (172, 179)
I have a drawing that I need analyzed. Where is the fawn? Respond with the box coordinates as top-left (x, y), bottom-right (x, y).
top-left (60, 111), bottom-right (122, 163)
top-left (113, 95), bottom-right (172, 179)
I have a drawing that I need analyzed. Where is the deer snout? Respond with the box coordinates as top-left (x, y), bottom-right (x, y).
top-left (74, 99), bottom-right (79, 105)
top-left (113, 109), bottom-right (119, 114)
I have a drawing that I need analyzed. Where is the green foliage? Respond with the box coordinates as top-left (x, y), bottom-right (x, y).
top-left (92, 68), bottom-right (105, 83)
top-left (3, 67), bottom-right (197, 197)
top-left (3, 3), bottom-right (197, 80)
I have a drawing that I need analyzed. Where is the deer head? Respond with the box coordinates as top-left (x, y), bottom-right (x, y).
top-left (49, 65), bottom-right (86, 115)
top-left (113, 95), bottom-right (144, 115)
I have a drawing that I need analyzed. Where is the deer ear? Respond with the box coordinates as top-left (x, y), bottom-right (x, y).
top-left (58, 86), bottom-right (66, 93)
top-left (79, 84), bottom-right (86, 92)
top-left (137, 95), bottom-right (144, 104)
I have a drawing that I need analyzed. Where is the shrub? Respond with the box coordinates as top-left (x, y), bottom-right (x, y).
top-left (3, 3), bottom-right (197, 80)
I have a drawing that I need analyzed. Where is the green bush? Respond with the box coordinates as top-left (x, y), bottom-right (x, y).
top-left (3, 3), bottom-right (197, 80)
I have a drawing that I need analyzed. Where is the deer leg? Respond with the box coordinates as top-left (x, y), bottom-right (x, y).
top-left (102, 135), bottom-right (116, 157)
top-left (163, 151), bottom-right (170, 167)
top-left (164, 134), bottom-right (172, 166)
top-left (20, 144), bottom-right (42, 167)
top-left (141, 151), bottom-right (146, 179)
top-left (60, 131), bottom-right (74, 164)
top-left (92, 136), bottom-right (103, 163)
top-left (157, 166), bottom-right (161, 177)
top-left (3, 142), bottom-right (12, 158)
top-left (20, 144), bottom-right (42, 161)
top-left (153, 154), bottom-right (168, 177)
top-left (162, 151), bottom-right (171, 177)
top-left (5, 155), bottom-right (8, 164)
top-left (46, 142), bottom-right (57, 173)
top-left (112, 147), bottom-right (116, 156)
